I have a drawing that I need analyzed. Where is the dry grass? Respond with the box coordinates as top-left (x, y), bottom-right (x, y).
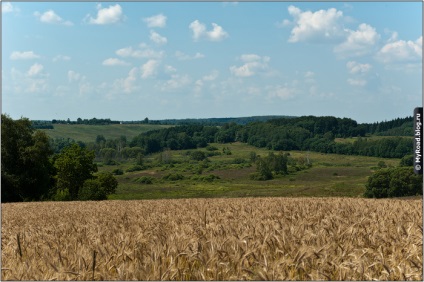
top-left (1, 197), bottom-right (422, 280)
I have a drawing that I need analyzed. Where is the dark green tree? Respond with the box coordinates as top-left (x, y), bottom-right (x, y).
top-left (1, 114), bottom-right (55, 202)
top-left (364, 167), bottom-right (422, 198)
top-left (78, 179), bottom-right (107, 201)
top-left (54, 144), bottom-right (97, 200)
top-left (97, 172), bottom-right (118, 195)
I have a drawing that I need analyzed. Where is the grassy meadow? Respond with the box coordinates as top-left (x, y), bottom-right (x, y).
top-left (98, 142), bottom-right (402, 200)
top-left (2, 197), bottom-right (422, 280)
top-left (41, 124), bottom-right (171, 143)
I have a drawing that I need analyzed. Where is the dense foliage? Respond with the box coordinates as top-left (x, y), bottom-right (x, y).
top-left (364, 167), bottom-right (422, 198)
top-left (1, 114), bottom-right (55, 202)
top-left (117, 116), bottom-right (412, 159)
top-left (1, 115), bottom-right (118, 202)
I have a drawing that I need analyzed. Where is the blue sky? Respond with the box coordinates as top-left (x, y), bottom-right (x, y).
top-left (2, 1), bottom-right (422, 123)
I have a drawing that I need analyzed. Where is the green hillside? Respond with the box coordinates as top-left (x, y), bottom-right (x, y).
top-left (41, 124), bottom-right (171, 143)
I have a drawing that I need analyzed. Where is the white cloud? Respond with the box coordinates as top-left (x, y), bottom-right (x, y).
top-left (2, 2), bottom-right (19, 13)
top-left (102, 58), bottom-right (130, 66)
top-left (334, 23), bottom-right (380, 57)
top-left (164, 65), bottom-right (177, 73)
top-left (141, 59), bottom-right (160, 79)
top-left (68, 70), bottom-right (84, 83)
top-left (87, 4), bottom-right (123, 25)
top-left (346, 61), bottom-right (372, 74)
top-left (121, 67), bottom-right (138, 93)
top-left (27, 63), bottom-right (44, 77)
top-left (175, 51), bottom-right (205, 61)
top-left (116, 45), bottom-right (164, 59)
top-left (9, 67), bottom-right (48, 94)
top-left (286, 5), bottom-right (345, 43)
top-left (304, 71), bottom-right (315, 78)
top-left (347, 78), bottom-right (367, 87)
top-left (34, 10), bottom-right (73, 26)
top-left (10, 51), bottom-right (40, 60)
top-left (189, 20), bottom-right (229, 42)
top-left (267, 85), bottom-right (296, 100)
top-left (143, 14), bottom-right (167, 28)
top-left (375, 36), bottom-right (422, 64)
top-left (230, 54), bottom-right (270, 77)
top-left (53, 55), bottom-right (71, 62)
top-left (161, 74), bottom-right (191, 91)
top-left (150, 31), bottom-right (167, 45)
top-left (202, 70), bottom-right (219, 81)
top-left (104, 67), bottom-right (139, 98)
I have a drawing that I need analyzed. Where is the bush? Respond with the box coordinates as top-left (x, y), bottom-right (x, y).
top-left (126, 165), bottom-right (144, 172)
top-left (134, 176), bottom-right (154, 184)
top-left (97, 172), bottom-right (118, 195)
top-left (364, 167), bottom-right (423, 198)
top-left (250, 172), bottom-right (272, 181)
top-left (206, 145), bottom-right (219, 151)
top-left (112, 168), bottom-right (124, 175)
top-left (400, 155), bottom-right (414, 167)
top-left (189, 151), bottom-right (207, 161)
top-left (78, 179), bottom-right (107, 201)
top-left (191, 174), bottom-right (221, 182)
top-left (162, 173), bottom-right (185, 181)
top-left (52, 188), bottom-right (71, 201)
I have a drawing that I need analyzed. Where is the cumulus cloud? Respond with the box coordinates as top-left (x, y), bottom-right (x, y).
top-left (143, 13), bottom-right (167, 28)
top-left (346, 61), bottom-right (372, 74)
top-left (150, 31), bottom-right (167, 45)
top-left (116, 44), bottom-right (164, 59)
top-left (102, 58), bottom-right (130, 66)
top-left (27, 63), bottom-right (44, 77)
top-left (10, 51), bottom-right (40, 60)
top-left (347, 78), bottom-right (367, 87)
top-left (375, 36), bottom-right (422, 64)
top-left (140, 59), bottom-right (160, 79)
top-left (2, 2), bottom-right (19, 13)
top-left (161, 74), bottom-right (191, 91)
top-left (34, 10), bottom-right (73, 26)
top-left (334, 23), bottom-right (380, 57)
top-left (9, 67), bottom-right (48, 94)
top-left (229, 54), bottom-right (270, 77)
top-left (87, 4), bottom-right (123, 25)
top-left (53, 55), bottom-right (71, 62)
top-left (267, 85), bottom-right (296, 100)
top-left (189, 20), bottom-right (229, 42)
top-left (194, 70), bottom-right (219, 95)
top-left (68, 70), bottom-right (85, 83)
top-left (286, 5), bottom-right (345, 43)
top-left (175, 51), bottom-right (205, 61)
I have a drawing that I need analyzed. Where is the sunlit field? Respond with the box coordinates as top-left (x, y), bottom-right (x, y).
top-left (2, 197), bottom-right (422, 280)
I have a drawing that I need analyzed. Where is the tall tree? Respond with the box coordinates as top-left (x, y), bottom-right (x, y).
top-left (1, 114), bottom-right (54, 202)
top-left (54, 144), bottom-right (97, 200)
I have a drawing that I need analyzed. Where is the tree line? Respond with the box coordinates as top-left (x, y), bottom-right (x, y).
top-left (70, 116), bottom-right (413, 162)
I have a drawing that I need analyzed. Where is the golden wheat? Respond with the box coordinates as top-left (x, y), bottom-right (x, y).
top-left (1, 197), bottom-right (422, 280)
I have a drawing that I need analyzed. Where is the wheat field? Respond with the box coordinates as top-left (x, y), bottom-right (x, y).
top-left (1, 197), bottom-right (422, 280)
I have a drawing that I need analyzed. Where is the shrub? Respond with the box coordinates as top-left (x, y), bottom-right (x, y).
top-left (126, 165), bottom-right (144, 172)
top-left (78, 179), bottom-right (107, 201)
top-left (135, 176), bottom-right (153, 184)
top-left (364, 167), bottom-right (423, 198)
top-left (189, 151), bottom-right (207, 161)
top-left (206, 145), bottom-right (218, 151)
top-left (162, 173), bottom-right (185, 181)
top-left (97, 172), bottom-right (118, 195)
top-left (192, 174), bottom-right (221, 182)
top-left (112, 168), bottom-right (124, 175)
top-left (52, 188), bottom-right (71, 201)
